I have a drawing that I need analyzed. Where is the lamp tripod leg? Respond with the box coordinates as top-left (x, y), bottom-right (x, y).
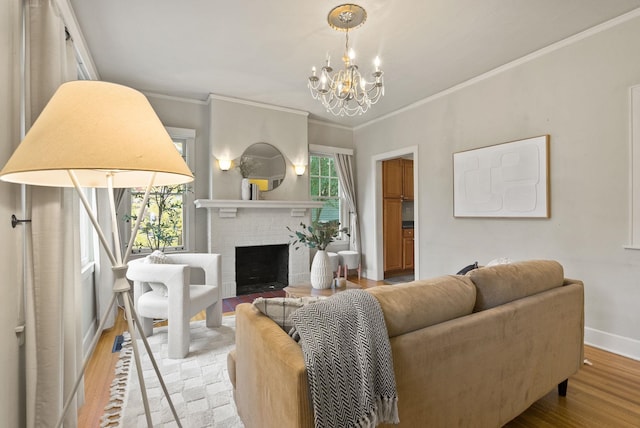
top-left (120, 289), bottom-right (157, 428)
top-left (55, 292), bottom-right (119, 428)
top-left (124, 291), bottom-right (183, 427)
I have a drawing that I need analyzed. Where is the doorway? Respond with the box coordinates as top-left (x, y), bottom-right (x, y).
top-left (382, 157), bottom-right (415, 282)
top-left (371, 146), bottom-right (419, 282)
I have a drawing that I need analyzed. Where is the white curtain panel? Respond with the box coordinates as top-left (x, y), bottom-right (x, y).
top-left (334, 153), bottom-right (361, 253)
top-left (23, 1), bottom-right (82, 427)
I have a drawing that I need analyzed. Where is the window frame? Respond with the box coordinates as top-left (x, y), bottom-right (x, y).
top-left (123, 127), bottom-right (196, 254)
top-left (308, 147), bottom-right (350, 244)
top-left (79, 187), bottom-right (97, 269)
top-left (628, 86), bottom-right (640, 250)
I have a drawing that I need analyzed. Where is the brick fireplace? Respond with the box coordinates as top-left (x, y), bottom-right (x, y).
top-left (195, 199), bottom-right (323, 298)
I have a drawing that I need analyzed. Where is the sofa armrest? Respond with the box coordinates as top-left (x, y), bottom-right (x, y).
top-left (234, 303), bottom-right (314, 428)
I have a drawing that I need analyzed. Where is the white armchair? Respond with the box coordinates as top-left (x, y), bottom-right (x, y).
top-left (126, 253), bottom-right (222, 358)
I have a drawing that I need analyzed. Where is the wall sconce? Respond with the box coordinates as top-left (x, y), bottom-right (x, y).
top-left (218, 158), bottom-right (232, 171)
top-left (294, 164), bottom-right (306, 176)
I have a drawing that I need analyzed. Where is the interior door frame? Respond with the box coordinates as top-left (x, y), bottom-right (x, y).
top-left (371, 145), bottom-right (419, 281)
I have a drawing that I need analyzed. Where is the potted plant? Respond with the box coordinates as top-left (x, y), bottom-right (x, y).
top-left (288, 220), bottom-right (347, 289)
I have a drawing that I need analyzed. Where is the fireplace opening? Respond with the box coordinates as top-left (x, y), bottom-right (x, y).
top-left (235, 244), bottom-right (289, 295)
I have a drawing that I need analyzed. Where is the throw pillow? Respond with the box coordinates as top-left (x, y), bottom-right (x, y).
top-left (143, 250), bottom-right (171, 297)
top-left (456, 262), bottom-right (478, 275)
top-left (253, 296), bottom-right (324, 332)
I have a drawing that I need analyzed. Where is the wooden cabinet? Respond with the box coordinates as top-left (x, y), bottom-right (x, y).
top-left (383, 158), bottom-right (414, 274)
top-left (403, 228), bottom-right (414, 270)
top-left (383, 198), bottom-right (403, 272)
top-left (403, 159), bottom-right (414, 200)
top-left (383, 158), bottom-right (413, 200)
top-left (383, 159), bottom-right (404, 199)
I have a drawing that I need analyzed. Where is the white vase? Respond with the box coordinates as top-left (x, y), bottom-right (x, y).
top-left (310, 250), bottom-right (333, 289)
top-left (241, 178), bottom-right (250, 200)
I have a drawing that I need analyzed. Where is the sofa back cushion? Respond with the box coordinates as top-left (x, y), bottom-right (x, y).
top-left (468, 259), bottom-right (564, 312)
top-left (367, 275), bottom-right (476, 337)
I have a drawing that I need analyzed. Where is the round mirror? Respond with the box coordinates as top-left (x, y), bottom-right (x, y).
top-left (238, 142), bottom-right (286, 191)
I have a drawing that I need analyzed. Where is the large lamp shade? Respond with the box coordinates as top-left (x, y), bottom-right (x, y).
top-left (0, 80), bottom-right (194, 188)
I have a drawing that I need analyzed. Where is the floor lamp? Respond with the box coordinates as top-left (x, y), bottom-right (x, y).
top-left (0, 80), bottom-right (193, 427)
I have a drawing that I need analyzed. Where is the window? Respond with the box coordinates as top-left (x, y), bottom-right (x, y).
top-left (126, 127), bottom-right (195, 253)
top-left (79, 188), bottom-right (96, 268)
top-left (309, 153), bottom-right (346, 239)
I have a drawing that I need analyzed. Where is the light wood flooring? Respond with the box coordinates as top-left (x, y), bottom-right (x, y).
top-left (78, 277), bottom-right (640, 427)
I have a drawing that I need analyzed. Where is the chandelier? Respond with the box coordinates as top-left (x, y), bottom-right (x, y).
top-left (308, 4), bottom-right (384, 117)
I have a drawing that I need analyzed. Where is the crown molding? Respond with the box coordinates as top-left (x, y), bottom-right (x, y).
top-left (208, 94), bottom-right (309, 117)
top-left (144, 92), bottom-right (208, 105)
top-left (308, 119), bottom-right (353, 131)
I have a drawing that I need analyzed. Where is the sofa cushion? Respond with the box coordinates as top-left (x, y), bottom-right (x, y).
top-left (468, 259), bottom-right (564, 312)
top-left (367, 275), bottom-right (476, 337)
top-left (252, 296), bottom-right (324, 331)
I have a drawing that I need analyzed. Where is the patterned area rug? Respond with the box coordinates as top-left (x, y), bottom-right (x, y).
top-left (102, 316), bottom-right (244, 428)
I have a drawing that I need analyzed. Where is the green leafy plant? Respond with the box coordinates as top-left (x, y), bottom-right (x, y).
top-left (288, 220), bottom-right (348, 251)
top-left (127, 185), bottom-right (189, 252)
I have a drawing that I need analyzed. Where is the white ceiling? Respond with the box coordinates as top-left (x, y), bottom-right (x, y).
top-left (68, 0), bottom-right (640, 128)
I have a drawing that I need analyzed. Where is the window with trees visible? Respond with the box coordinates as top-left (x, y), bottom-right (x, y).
top-left (79, 188), bottom-right (96, 268)
top-left (309, 153), bottom-right (346, 239)
top-left (127, 128), bottom-right (195, 253)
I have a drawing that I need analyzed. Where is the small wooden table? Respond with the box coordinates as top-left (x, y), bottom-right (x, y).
top-left (283, 280), bottom-right (361, 298)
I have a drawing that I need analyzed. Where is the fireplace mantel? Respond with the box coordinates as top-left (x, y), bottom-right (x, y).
top-left (195, 199), bottom-right (323, 218)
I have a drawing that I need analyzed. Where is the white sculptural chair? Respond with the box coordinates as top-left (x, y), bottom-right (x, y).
top-left (126, 253), bottom-right (222, 358)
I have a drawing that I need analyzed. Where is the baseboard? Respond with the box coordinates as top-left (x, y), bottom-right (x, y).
top-left (83, 318), bottom-right (98, 357)
top-left (584, 327), bottom-right (640, 361)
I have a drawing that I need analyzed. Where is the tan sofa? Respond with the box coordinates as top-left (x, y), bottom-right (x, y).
top-left (228, 260), bottom-right (584, 427)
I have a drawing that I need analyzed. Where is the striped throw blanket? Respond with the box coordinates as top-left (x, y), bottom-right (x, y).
top-left (290, 290), bottom-right (399, 428)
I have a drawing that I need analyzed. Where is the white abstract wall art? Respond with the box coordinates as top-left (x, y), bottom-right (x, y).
top-left (453, 135), bottom-right (550, 218)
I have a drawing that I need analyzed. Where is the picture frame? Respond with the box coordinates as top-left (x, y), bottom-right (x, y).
top-left (453, 135), bottom-right (550, 218)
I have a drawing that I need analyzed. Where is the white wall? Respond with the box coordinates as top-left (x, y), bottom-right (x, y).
top-left (354, 16), bottom-right (640, 360)
top-left (0, 0), bottom-right (23, 426)
top-left (209, 96), bottom-right (310, 201)
top-left (308, 120), bottom-right (353, 149)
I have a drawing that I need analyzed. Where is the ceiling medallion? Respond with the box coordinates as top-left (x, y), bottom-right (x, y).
top-left (308, 4), bottom-right (384, 117)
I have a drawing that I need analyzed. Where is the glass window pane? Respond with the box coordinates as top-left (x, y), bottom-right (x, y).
top-left (319, 178), bottom-right (330, 197)
top-left (330, 177), bottom-right (339, 197)
top-left (320, 157), bottom-right (329, 176)
top-left (310, 176), bottom-right (319, 197)
top-left (309, 153), bottom-right (344, 238)
top-left (310, 156), bottom-right (319, 175)
top-left (130, 138), bottom-right (187, 253)
top-left (329, 159), bottom-right (337, 177)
